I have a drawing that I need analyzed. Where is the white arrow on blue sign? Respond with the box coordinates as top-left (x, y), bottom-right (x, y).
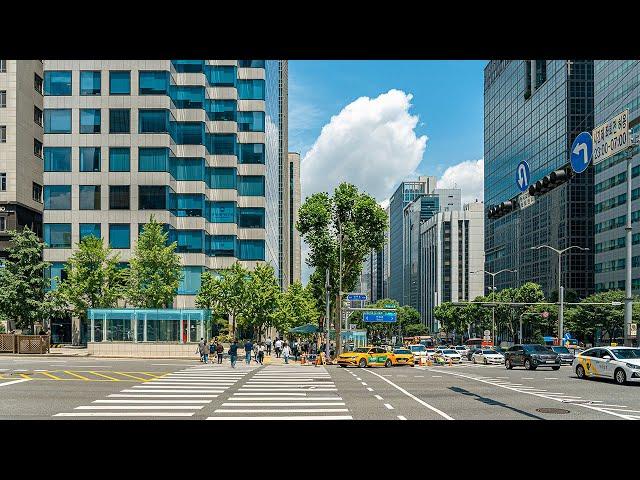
top-left (515, 160), bottom-right (531, 192)
top-left (347, 293), bottom-right (367, 301)
top-left (570, 132), bottom-right (593, 174)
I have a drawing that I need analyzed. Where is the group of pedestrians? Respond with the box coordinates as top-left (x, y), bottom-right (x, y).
top-left (197, 337), bottom-right (225, 365)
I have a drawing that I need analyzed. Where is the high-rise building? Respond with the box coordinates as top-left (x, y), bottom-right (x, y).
top-left (420, 201), bottom-right (485, 332)
top-left (0, 60), bottom-right (44, 254)
top-left (42, 60), bottom-right (287, 342)
top-left (593, 61), bottom-right (640, 293)
top-left (484, 60), bottom-right (594, 300)
top-left (388, 175), bottom-right (436, 304)
top-left (286, 152), bottom-right (301, 285)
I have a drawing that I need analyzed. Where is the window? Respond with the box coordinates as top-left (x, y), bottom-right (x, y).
top-left (171, 157), bottom-right (204, 181)
top-left (44, 71), bottom-right (72, 96)
top-left (209, 201), bottom-right (236, 223)
top-left (139, 109), bottom-right (168, 133)
top-left (32, 109), bottom-right (43, 130)
top-left (237, 111), bottom-right (265, 132)
top-left (80, 71), bottom-right (101, 95)
top-left (44, 224), bottom-right (71, 249)
top-left (210, 235), bottom-right (236, 257)
top-left (80, 109), bottom-right (101, 134)
top-left (206, 99), bottom-right (236, 121)
top-left (44, 109), bottom-right (71, 133)
top-left (0, 60), bottom-right (6, 73)
top-left (34, 139), bottom-right (43, 158)
top-left (0, 217), bottom-right (5, 232)
top-left (175, 230), bottom-right (204, 253)
top-left (0, 173), bottom-right (6, 191)
top-left (238, 176), bottom-right (265, 196)
top-left (109, 185), bottom-right (130, 210)
top-left (238, 240), bottom-right (265, 260)
top-left (109, 224), bottom-right (130, 249)
top-left (109, 147), bottom-right (130, 172)
top-left (178, 266), bottom-right (203, 295)
top-left (237, 207), bottom-right (265, 228)
top-left (139, 71), bottom-right (169, 95)
top-left (175, 194), bottom-right (203, 217)
top-left (237, 79), bottom-right (265, 100)
top-left (109, 108), bottom-right (130, 133)
top-left (209, 167), bottom-right (236, 189)
top-left (79, 223), bottom-right (101, 241)
top-left (109, 71), bottom-right (130, 95)
top-left (138, 147), bottom-right (168, 171)
top-left (171, 86), bottom-right (204, 109)
top-left (139, 186), bottom-right (167, 210)
top-left (0, 126), bottom-right (5, 143)
top-left (32, 182), bottom-right (42, 202)
top-left (173, 122), bottom-right (203, 145)
top-left (172, 60), bottom-right (204, 73)
top-left (79, 185), bottom-right (101, 210)
top-left (79, 147), bottom-right (101, 172)
top-left (34, 74), bottom-right (43, 94)
top-left (206, 66), bottom-right (236, 87)
top-left (44, 147), bottom-right (71, 172)
top-left (238, 60), bottom-right (265, 68)
top-left (0, 90), bottom-right (5, 108)
top-left (44, 185), bottom-right (71, 210)
top-left (208, 134), bottom-right (236, 155)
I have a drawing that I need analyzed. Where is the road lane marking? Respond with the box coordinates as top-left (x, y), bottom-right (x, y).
top-left (0, 378), bottom-right (31, 387)
top-left (207, 416), bottom-right (352, 420)
top-left (108, 394), bottom-right (219, 398)
top-left (398, 415), bottom-right (407, 420)
top-left (522, 377), bottom-right (535, 380)
top-left (221, 402), bottom-right (345, 406)
top-left (214, 408), bottom-right (348, 413)
top-left (113, 372), bottom-right (150, 382)
top-left (234, 392), bottom-right (306, 396)
top-left (121, 389), bottom-right (224, 393)
top-left (374, 395), bottom-right (383, 400)
top-left (89, 371), bottom-right (120, 381)
top-left (384, 403), bottom-right (394, 410)
top-left (230, 397), bottom-right (341, 401)
top-left (54, 412), bottom-right (194, 417)
top-left (94, 399), bottom-right (211, 404)
top-left (75, 405), bottom-right (204, 410)
top-left (64, 371), bottom-right (91, 381)
top-left (361, 382), bottom-right (367, 386)
top-left (366, 387), bottom-right (373, 391)
top-left (544, 378), bottom-right (559, 380)
top-left (363, 369), bottom-right (454, 420)
top-left (432, 375), bottom-right (442, 378)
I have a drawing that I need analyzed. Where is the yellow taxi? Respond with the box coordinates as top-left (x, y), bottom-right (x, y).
top-left (337, 346), bottom-right (413, 368)
top-left (391, 347), bottom-right (415, 366)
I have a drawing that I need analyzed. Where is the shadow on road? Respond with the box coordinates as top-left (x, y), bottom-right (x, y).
top-left (448, 386), bottom-right (546, 420)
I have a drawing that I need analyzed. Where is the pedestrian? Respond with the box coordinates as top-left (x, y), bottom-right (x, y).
top-left (209, 338), bottom-right (216, 364)
top-left (266, 337), bottom-right (272, 355)
top-left (198, 338), bottom-right (208, 364)
top-left (292, 340), bottom-right (299, 362)
top-left (244, 338), bottom-right (253, 366)
top-left (228, 340), bottom-right (238, 368)
top-left (282, 342), bottom-right (291, 364)
top-left (216, 340), bottom-right (224, 364)
top-left (257, 343), bottom-right (265, 364)
top-left (275, 337), bottom-right (283, 358)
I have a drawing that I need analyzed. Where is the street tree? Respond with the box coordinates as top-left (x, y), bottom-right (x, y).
top-left (297, 182), bottom-right (387, 351)
top-left (0, 227), bottom-right (51, 331)
top-left (273, 281), bottom-right (320, 335)
top-left (212, 262), bottom-right (251, 339)
top-left (127, 217), bottom-right (182, 309)
top-left (242, 263), bottom-right (281, 340)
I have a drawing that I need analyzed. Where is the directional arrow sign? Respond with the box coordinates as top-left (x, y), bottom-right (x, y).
top-left (515, 160), bottom-right (531, 192)
top-left (363, 311), bottom-right (397, 323)
top-left (570, 132), bottom-right (593, 174)
top-left (347, 293), bottom-right (367, 301)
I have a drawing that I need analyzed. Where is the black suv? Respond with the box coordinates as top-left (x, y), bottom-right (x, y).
top-left (505, 344), bottom-right (561, 370)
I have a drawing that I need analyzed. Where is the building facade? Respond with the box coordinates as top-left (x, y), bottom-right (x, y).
top-left (593, 60), bottom-right (640, 293)
top-left (287, 152), bottom-right (301, 284)
top-left (0, 60), bottom-right (44, 254)
top-left (42, 60), bottom-right (288, 341)
top-left (484, 60), bottom-right (594, 299)
top-left (420, 201), bottom-right (485, 331)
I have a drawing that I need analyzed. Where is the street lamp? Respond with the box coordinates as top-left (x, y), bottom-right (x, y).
top-left (471, 269), bottom-right (518, 345)
top-left (530, 244), bottom-right (589, 341)
top-left (337, 212), bottom-right (351, 353)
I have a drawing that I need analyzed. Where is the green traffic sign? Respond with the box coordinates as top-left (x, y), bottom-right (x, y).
top-left (384, 303), bottom-right (396, 309)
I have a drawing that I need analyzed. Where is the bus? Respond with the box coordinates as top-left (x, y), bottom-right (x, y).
top-left (404, 336), bottom-right (435, 348)
top-left (465, 337), bottom-right (493, 348)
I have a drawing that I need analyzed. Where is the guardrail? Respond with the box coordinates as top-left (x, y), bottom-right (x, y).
top-left (0, 334), bottom-right (50, 354)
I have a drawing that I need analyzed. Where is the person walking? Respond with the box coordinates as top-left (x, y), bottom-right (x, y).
top-left (282, 342), bottom-right (291, 364)
top-left (216, 340), bottom-right (224, 364)
top-left (257, 343), bottom-right (265, 365)
top-left (198, 338), bottom-right (208, 364)
top-left (244, 339), bottom-right (253, 366)
top-left (265, 337), bottom-right (272, 356)
top-left (228, 340), bottom-right (238, 368)
top-left (292, 340), bottom-right (299, 362)
top-left (275, 338), bottom-right (283, 358)
top-left (209, 339), bottom-right (216, 364)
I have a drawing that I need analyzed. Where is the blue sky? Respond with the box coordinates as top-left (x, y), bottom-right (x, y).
top-left (289, 60), bottom-right (486, 180)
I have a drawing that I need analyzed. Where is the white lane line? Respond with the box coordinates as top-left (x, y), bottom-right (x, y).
top-left (234, 392), bottom-right (306, 396)
top-left (374, 395), bottom-right (383, 400)
top-left (133, 385), bottom-right (229, 389)
top-left (75, 405), bottom-right (204, 410)
top-left (361, 382), bottom-right (368, 386)
top-left (93, 399), bottom-right (211, 404)
top-left (363, 369), bottom-right (454, 420)
top-left (384, 403), bottom-right (394, 410)
top-left (355, 377), bottom-right (362, 381)
top-left (214, 408), bottom-right (348, 413)
top-left (397, 415), bottom-right (407, 420)
top-left (207, 416), bottom-right (352, 420)
top-left (605, 408), bottom-right (640, 414)
top-left (0, 378), bottom-right (31, 387)
top-left (229, 397), bottom-right (342, 401)
top-left (432, 375), bottom-right (442, 378)
top-left (239, 388), bottom-right (337, 392)
top-left (221, 402), bottom-right (345, 407)
top-left (121, 389), bottom-right (224, 393)
top-left (108, 394), bottom-right (219, 398)
top-left (522, 377), bottom-right (535, 380)
top-left (544, 378), bottom-right (559, 380)
top-left (54, 412), bottom-right (194, 417)
top-left (366, 387), bottom-right (373, 392)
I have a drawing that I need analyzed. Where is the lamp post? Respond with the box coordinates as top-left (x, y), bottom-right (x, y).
top-left (471, 269), bottom-right (517, 345)
top-left (530, 244), bottom-right (589, 340)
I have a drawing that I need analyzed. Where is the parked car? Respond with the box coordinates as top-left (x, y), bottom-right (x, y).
top-left (467, 346), bottom-right (483, 361)
top-left (472, 349), bottom-right (505, 365)
top-left (409, 344), bottom-right (428, 363)
top-left (504, 344), bottom-right (561, 370)
top-left (453, 345), bottom-right (469, 357)
top-left (434, 348), bottom-right (462, 363)
top-left (574, 346), bottom-right (640, 385)
top-left (550, 346), bottom-right (575, 365)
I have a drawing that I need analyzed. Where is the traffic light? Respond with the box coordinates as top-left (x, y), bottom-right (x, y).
top-left (528, 167), bottom-right (572, 197)
top-left (487, 199), bottom-right (516, 219)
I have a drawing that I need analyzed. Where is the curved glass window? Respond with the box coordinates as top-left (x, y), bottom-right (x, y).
top-left (44, 223), bottom-right (71, 249)
top-left (237, 79), bottom-right (265, 100)
top-left (237, 207), bottom-right (265, 228)
top-left (44, 185), bottom-right (71, 210)
top-left (174, 122), bottom-right (203, 145)
top-left (238, 60), bottom-right (265, 68)
top-left (238, 240), bottom-right (265, 260)
top-left (139, 71), bottom-right (169, 95)
top-left (237, 111), bottom-right (265, 132)
top-left (209, 201), bottom-right (236, 223)
top-left (209, 167), bottom-right (236, 189)
top-left (175, 194), bottom-right (204, 217)
top-left (139, 147), bottom-right (168, 171)
top-left (80, 109), bottom-right (101, 134)
top-left (79, 223), bottom-right (101, 241)
top-left (175, 230), bottom-right (204, 253)
top-left (209, 235), bottom-right (236, 257)
top-left (206, 99), bottom-right (236, 121)
top-left (170, 157), bottom-right (204, 181)
top-left (171, 86), bottom-right (204, 109)
top-left (206, 65), bottom-right (236, 87)
top-left (109, 224), bottom-right (130, 249)
top-left (109, 148), bottom-right (130, 172)
top-left (44, 109), bottom-right (71, 133)
top-left (79, 147), bottom-right (101, 172)
top-left (80, 71), bottom-right (101, 95)
top-left (139, 109), bottom-right (168, 133)
top-left (44, 147), bottom-right (71, 172)
top-left (79, 185), bottom-right (101, 210)
top-left (109, 109), bottom-right (130, 133)
top-left (109, 71), bottom-right (130, 95)
top-left (44, 71), bottom-right (71, 96)
top-left (207, 134), bottom-right (236, 155)
top-left (172, 60), bottom-right (204, 73)
top-left (238, 175), bottom-right (265, 196)
top-left (238, 143), bottom-right (265, 164)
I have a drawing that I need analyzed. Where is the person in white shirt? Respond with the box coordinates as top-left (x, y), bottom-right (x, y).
top-left (274, 338), bottom-right (283, 358)
top-left (281, 343), bottom-right (291, 364)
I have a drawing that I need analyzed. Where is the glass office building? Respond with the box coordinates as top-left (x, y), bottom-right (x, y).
top-left (593, 61), bottom-right (640, 292)
top-left (43, 61), bottom-right (288, 331)
top-left (484, 60), bottom-right (594, 300)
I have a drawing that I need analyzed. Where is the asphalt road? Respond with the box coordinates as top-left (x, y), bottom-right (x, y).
top-left (1, 356), bottom-right (639, 420)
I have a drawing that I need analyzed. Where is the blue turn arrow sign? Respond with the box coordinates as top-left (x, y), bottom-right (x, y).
top-left (570, 132), bottom-right (593, 174)
top-left (515, 160), bottom-right (531, 192)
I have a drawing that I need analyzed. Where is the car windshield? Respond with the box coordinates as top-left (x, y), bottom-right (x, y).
top-left (354, 348), bottom-right (370, 353)
top-left (610, 348), bottom-right (640, 359)
top-left (523, 345), bottom-right (552, 353)
top-left (441, 349), bottom-right (457, 354)
top-left (552, 347), bottom-right (570, 354)
top-left (410, 345), bottom-right (426, 352)
top-left (482, 350), bottom-right (497, 354)
top-left (394, 349), bottom-right (411, 354)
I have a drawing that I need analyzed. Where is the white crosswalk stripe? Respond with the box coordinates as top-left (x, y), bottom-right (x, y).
top-left (53, 365), bottom-right (256, 418)
top-left (207, 365), bottom-right (351, 420)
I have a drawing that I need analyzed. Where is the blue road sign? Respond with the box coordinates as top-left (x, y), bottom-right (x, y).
top-left (570, 132), bottom-right (593, 174)
top-left (363, 311), bottom-right (397, 323)
top-left (347, 293), bottom-right (367, 301)
top-left (516, 160), bottom-right (531, 192)
top-left (383, 303), bottom-right (396, 309)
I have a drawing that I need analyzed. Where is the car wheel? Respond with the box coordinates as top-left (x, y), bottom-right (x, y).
top-left (576, 364), bottom-right (585, 379)
top-left (385, 359), bottom-right (392, 368)
top-left (358, 358), bottom-right (367, 368)
top-left (524, 359), bottom-right (532, 370)
top-left (505, 359), bottom-right (513, 370)
top-left (552, 366), bottom-right (560, 371)
top-left (614, 368), bottom-right (627, 385)
top-left (339, 364), bottom-right (347, 368)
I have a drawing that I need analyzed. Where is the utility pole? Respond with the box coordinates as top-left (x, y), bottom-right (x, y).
top-left (625, 147), bottom-right (634, 346)
top-left (337, 218), bottom-right (343, 354)
top-left (325, 268), bottom-right (330, 360)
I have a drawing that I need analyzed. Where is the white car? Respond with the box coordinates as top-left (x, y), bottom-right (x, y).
top-left (573, 346), bottom-right (640, 385)
top-left (435, 348), bottom-right (462, 363)
top-left (472, 349), bottom-right (505, 365)
top-left (409, 344), bottom-right (428, 363)
top-left (453, 345), bottom-right (469, 358)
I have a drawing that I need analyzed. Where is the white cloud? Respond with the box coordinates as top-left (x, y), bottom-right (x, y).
top-left (437, 158), bottom-right (484, 205)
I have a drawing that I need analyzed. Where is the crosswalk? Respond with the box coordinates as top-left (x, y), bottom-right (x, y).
top-left (53, 365), bottom-right (256, 418)
top-left (207, 365), bottom-right (352, 420)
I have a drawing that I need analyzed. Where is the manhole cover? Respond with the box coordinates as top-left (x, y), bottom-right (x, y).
top-left (536, 408), bottom-right (570, 414)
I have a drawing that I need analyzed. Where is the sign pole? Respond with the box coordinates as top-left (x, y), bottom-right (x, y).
top-left (625, 148), bottom-right (633, 346)
top-left (325, 268), bottom-right (331, 360)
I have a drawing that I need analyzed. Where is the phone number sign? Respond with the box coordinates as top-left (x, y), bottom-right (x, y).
top-left (592, 109), bottom-right (630, 164)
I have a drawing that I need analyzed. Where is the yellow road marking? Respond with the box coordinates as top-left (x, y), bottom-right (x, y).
top-left (40, 371), bottom-right (64, 380)
top-left (19, 374), bottom-right (31, 379)
top-left (142, 372), bottom-right (170, 379)
top-left (64, 370), bottom-right (91, 381)
top-left (113, 372), bottom-right (148, 382)
top-left (89, 371), bottom-right (120, 381)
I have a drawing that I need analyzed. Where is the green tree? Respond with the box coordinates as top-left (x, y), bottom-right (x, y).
top-left (214, 262), bottom-right (251, 339)
top-left (196, 271), bottom-right (225, 315)
top-left (297, 182), bottom-right (388, 350)
top-left (53, 236), bottom-right (127, 319)
top-left (127, 217), bottom-right (182, 308)
top-left (433, 302), bottom-right (459, 340)
top-left (0, 227), bottom-right (51, 331)
top-left (274, 281), bottom-right (320, 335)
top-left (242, 264), bottom-right (281, 340)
